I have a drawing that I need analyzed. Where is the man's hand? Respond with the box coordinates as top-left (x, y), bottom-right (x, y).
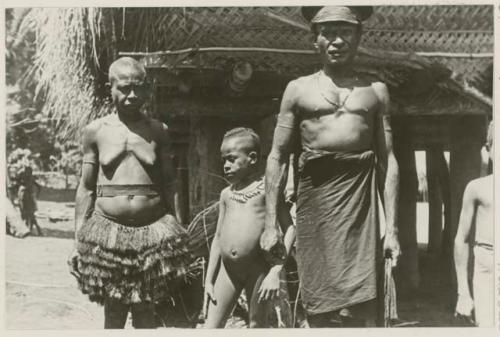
top-left (260, 228), bottom-right (287, 267)
top-left (384, 233), bottom-right (401, 267)
top-left (67, 248), bottom-right (81, 280)
top-left (258, 267), bottom-right (281, 303)
top-left (455, 294), bottom-right (474, 320)
top-left (260, 227), bottom-right (280, 252)
top-left (203, 282), bottom-right (216, 319)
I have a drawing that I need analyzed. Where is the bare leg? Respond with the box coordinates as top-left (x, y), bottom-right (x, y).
top-left (131, 302), bottom-right (156, 329)
top-left (104, 298), bottom-right (129, 329)
top-left (31, 216), bottom-right (42, 236)
top-left (204, 262), bottom-right (242, 328)
top-left (246, 271), bottom-right (268, 328)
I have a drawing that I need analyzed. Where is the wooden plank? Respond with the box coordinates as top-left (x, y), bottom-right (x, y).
top-left (426, 147), bottom-right (443, 255)
top-left (394, 140), bottom-right (420, 290)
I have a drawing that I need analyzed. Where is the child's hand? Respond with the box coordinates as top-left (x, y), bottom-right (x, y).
top-left (258, 267), bottom-right (281, 303)
top-left (455, 294), bottom-right (474, 319)
top-left (203, 282), bottom-right (216, 319)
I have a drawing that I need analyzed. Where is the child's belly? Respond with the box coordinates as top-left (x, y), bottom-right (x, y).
top-left (219, 213), bottom-right (265, 263)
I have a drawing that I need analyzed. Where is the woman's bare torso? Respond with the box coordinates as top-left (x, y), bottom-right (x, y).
top-left (93, 115), bottom-right (167, 225)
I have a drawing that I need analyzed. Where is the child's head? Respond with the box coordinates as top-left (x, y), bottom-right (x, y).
top-left (107, 57), bottom-right (149, 116)
top-left (220, 128), bottom-right (261, 183)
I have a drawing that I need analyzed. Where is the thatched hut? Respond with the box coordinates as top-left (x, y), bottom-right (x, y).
top-left (28, 5), bottom-right (493, 291)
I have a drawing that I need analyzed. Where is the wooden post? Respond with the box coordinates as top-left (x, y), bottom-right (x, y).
top-left (437, 151), bottom-right (452, 257)
top-left (426, 147), bottom-right (443, 255)
top-left (395, 142), bottom-right (420, 289)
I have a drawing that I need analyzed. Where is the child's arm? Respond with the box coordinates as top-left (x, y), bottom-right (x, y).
top-left (203, 191), bottom-right (226, 315)
top-left (454, 181), bottom-right (477, 318)
top-left (258, 196), bottom-right (296, 302)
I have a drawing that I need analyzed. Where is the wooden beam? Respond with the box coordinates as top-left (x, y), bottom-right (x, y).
top-left (394, 140), bottom-right (420, 290)
top-left (426, 147), bottom-right (443, 255)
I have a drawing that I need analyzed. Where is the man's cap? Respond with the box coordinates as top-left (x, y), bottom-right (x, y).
top-left (301, 6), bottom-right (374, 25)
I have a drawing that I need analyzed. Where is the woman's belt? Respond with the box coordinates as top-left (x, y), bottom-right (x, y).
top-left (96, 184), bottom-right (160, 197)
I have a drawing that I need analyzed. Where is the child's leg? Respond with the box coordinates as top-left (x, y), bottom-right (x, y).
top-left (131, 301), bottom-right (156, 328)
top-left (246, 271), bottom-right (268, 328)
top-left (104, 298), bottom-right (129, 329)
top-left (204, 262), bottom-right (242, 328)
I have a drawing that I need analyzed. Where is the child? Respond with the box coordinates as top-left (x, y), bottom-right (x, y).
top-left (17, 166), bottom-right (42, 236)
top-left (454, 121), bottom-right (494, 327)
top-left (204, 127), bottom-right (295, 328)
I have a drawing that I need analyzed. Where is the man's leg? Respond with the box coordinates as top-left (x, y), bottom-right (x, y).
top-left (473, 247), bottom-right (494, 327)
top-left (104, 298), bottom-right (129, 329)
top-left (307, 311), bottom-right (343, 328)
top-left (341, 300), bottom-right (378, 327)
top-left (131, 302), bottom-right (156, 328)
top-left (204, 262), bottom-right (242, 328)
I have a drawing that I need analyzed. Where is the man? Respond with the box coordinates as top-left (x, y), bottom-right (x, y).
top-left (260, 6), bottom-right (401, 327)
top-left (454, 121), bottom-right (493, 327)
top-left (68, 57), bottom-right (191, 329)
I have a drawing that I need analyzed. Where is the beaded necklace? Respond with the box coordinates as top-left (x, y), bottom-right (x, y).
top-left (229, 178), bottom-right (265, 203)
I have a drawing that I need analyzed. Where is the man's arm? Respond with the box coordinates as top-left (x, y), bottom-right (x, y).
top-left (454, 182), bottom-right (476, 317)
top-left (260, 80), bottom-right (299, 255)
top-left (373, 82), bottom-right (401, 266)
top-left (159, 123), bottom-right (183, 224)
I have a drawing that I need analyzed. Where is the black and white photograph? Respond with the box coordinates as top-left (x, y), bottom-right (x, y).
top-left (3, 1), bottom-right (495, 330)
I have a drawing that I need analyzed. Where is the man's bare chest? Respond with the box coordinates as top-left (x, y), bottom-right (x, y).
top-left (297, 85), bottom-right (380, 121)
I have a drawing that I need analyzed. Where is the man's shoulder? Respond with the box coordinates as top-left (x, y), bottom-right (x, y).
top-left (469, 175), bottom-right (493, 191)
top-left (292, 73), bottom-right (318, 86)
top-left (464, 176), bottom-right (490, 199)
top-left (370, 81), bottom-right (389, 98)
top-left (283, 74), bottom-right (317, 100)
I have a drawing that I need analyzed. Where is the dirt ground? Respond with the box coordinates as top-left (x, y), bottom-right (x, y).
top-left (6, 201), bottom-right (474, 329)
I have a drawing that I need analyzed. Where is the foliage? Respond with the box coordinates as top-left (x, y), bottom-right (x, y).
top-left (6, 8), bottom-right (82, 173)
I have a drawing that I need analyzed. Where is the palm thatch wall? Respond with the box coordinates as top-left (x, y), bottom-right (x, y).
top-left (25, 6), bottom-right (493, 140)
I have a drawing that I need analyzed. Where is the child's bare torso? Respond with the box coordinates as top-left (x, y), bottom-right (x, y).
top-left (219, 178), bottom-right (267, 276)
top-left (91, 115), bottom-right (168, 224)
top-left (472, 175), bottom-right (493, 246)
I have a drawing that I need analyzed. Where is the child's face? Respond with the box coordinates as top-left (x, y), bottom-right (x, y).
top-left (220, 137), bottom-right (257, 184)
top-left (110, 67), bottom-right (149, 116)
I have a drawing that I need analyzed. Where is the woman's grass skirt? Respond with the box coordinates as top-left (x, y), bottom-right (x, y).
top-left (76, 212), bottom-right (192, 305)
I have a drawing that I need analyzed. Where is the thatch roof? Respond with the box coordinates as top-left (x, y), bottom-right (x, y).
top-left (26, 6), bottom-right (493, 139)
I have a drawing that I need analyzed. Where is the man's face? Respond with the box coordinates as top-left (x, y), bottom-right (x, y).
top-left (220, 137), bottom-right (256, 184)
top-left (314, 21), bottom-right (361, 67)
top-left (110, 67), bottom-right (149, 116)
